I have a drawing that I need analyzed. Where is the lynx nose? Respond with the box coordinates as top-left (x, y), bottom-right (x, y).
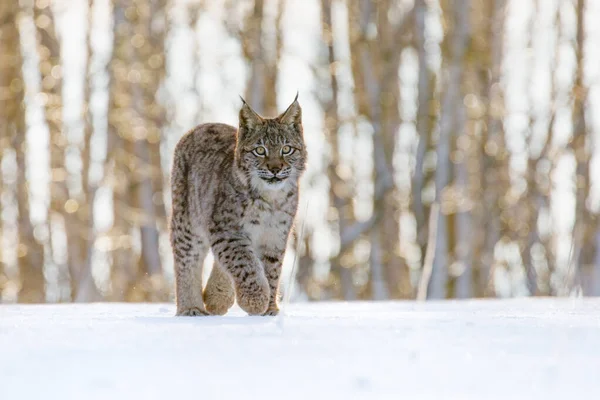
top-left (269, 166), bottom-right (281, 175)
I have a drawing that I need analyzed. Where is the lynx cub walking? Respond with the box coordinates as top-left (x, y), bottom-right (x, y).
top-left (170, 95), bottom-right (306, 316)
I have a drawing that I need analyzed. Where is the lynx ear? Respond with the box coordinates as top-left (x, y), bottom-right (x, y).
top-left (277, 92), bottom-right (301, 126)
top-left (239, 96), bottom-right (263, 131)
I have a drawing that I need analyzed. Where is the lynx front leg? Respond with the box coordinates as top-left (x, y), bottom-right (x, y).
top-left (210, 233), bottom-right (269, 315)
top-left (261, 251), bottom-right (284, 316)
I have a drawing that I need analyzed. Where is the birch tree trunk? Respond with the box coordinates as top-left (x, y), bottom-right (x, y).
top-left (412, 0), bottom-right (436, 289)
top-left (0, 2), bottom-right (46, 302)
top-left (474, 0), bottom-right (507, 297)
top-left (130, 0), bottom-right (167, 301)
top-left (454, 0), bottom-right (489, 299)
top-left (2, 2), bottom-right (46, 302)
top-left (34, 0), bottom-right (86, 300)
top-left (570, 0), bottom-right (597, 295)
top-left (454, 102), bottom-right (471, 299)
top-left (0, 1), bottom-right (16, 298)
top-left (16, 131), bottom-right (46, 303)
top-left (75, 0), bottom-right (102, 302)
top-left (345, 0), bottom-right (407, 300)
top-left (241, 0), bottom-right (281, 117)
top-left (428, 0), bottom-right (469, 299)
top-left (374, 0), bottom-right (410, 299)
top-left (323, 0), bottom-right (356, 300)
top-left (108, 0), bottom-right (136, 300)
top-left (107, 0), bottom-right (168, 301)
top-left (243, 0), bottom-right (265, 113)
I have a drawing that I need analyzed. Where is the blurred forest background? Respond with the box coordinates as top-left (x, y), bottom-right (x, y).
top-left (0, 0), bottom-right (598, 304)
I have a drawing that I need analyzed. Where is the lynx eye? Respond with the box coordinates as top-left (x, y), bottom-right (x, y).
top-left (281, 145), bottom-right (294, 155)
top-left (252, 146), bottom-right (267, 156)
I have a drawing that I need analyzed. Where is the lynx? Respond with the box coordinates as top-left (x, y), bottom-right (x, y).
top-left (170, 95), bottom-right (306, 316)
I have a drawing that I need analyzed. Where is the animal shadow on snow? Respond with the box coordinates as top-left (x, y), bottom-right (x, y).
top-left (134, 308), bottom-right (280, 327)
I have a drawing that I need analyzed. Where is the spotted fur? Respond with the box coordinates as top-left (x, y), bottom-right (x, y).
top-left (170, 96), bottom-right (306, 316)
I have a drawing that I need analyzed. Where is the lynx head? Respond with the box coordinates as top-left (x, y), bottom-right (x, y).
top-left (236, 94), bottom-right (307, 191)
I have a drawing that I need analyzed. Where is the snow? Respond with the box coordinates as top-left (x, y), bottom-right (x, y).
top-left (1, 299), bottom-right (600, 399)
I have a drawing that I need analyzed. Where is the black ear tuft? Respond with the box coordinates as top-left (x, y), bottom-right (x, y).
top-left (277, 93), bottom-right (301, 126)
top-left (239, 96), bottom-right (263, 131)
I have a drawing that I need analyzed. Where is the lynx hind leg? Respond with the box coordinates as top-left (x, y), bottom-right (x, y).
top-left (203, 261), bottom-right (235, 315)
top-left (172, 226), bottom-right (209, 316)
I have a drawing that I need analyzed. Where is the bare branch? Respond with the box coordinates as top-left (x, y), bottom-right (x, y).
top-left (417, 203), bottom-right (440, 301)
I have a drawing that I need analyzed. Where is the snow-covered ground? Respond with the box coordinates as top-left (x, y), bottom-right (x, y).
top-left (1, 299), bottom-right (599, 399)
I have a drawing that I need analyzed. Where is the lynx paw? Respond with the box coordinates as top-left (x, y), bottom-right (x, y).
top-left (262, 307), bottom-right (279, 316)
top-left (236, 279), bottom-right (270, 316)
top-left (176, 307), bottom-right (209, 317)
top-left (204, 288), bottom-right (235, 316)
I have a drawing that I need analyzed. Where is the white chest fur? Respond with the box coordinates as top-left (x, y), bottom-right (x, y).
top-left (244, 196), bottom-right (291, 255)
